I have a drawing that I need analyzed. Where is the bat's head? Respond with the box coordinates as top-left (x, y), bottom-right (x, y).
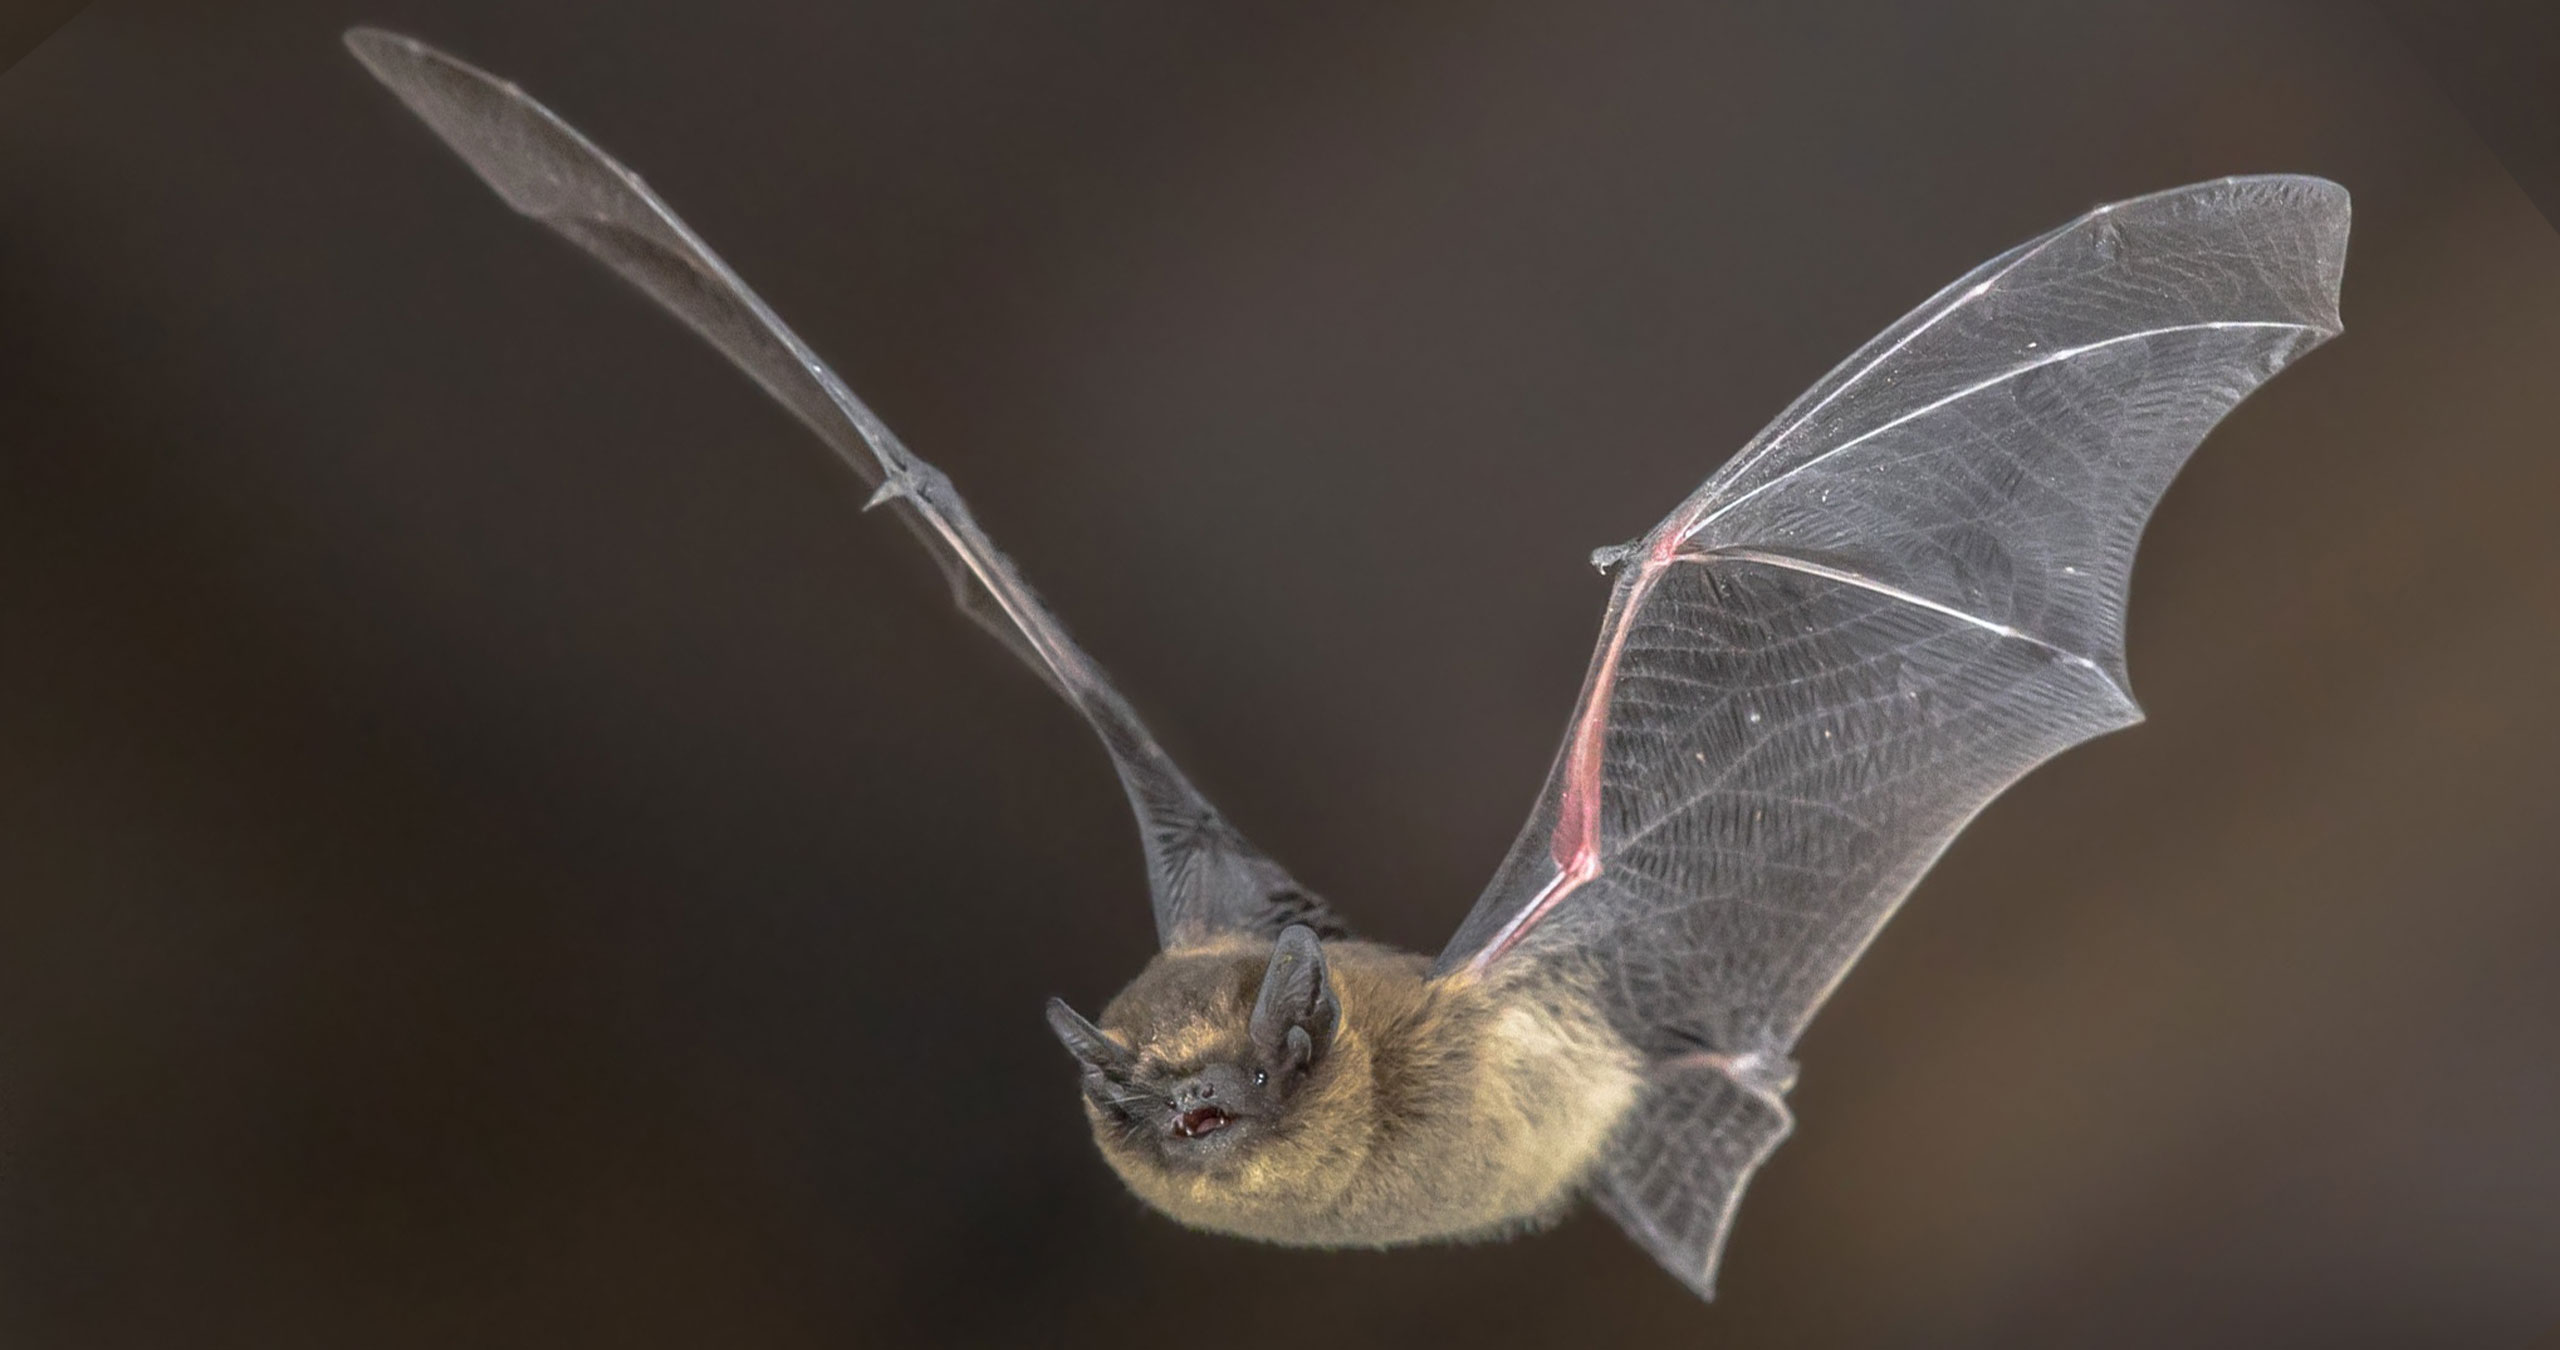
top-left (1045, 924), bottom-right (1346, 1191)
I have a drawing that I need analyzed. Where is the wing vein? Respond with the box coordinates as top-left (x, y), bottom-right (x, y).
top-left (1707, 228), bottom-right (2077, 494)
top-left (1684, 319), bottom-right (2322, 541)
top-left (1673, 545), bottom-right (2107, 677)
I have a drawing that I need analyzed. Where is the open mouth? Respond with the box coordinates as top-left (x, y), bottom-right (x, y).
top-left (1173, 1106), bottom-right (1231, 1138)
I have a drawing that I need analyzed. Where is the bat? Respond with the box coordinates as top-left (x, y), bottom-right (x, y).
top-left (345, 27), bottom-right (2350, 1300)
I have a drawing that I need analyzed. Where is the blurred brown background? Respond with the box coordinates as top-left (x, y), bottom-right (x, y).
top-left (3, 2), bottom-right (2555, 1346)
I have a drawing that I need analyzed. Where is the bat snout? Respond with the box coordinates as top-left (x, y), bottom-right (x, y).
top-left (1173, 1105), bottom-right (1232, 1138)
top-left (1167, 1072), bottom-right (1244, 1139)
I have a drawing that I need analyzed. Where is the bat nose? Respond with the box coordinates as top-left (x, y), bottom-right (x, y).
top-left (1173, 1079), bottom-right (1216, 1105)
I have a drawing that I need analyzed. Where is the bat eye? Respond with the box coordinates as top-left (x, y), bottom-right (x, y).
top-left (1253, 1069), bottom-right (1268, 1087)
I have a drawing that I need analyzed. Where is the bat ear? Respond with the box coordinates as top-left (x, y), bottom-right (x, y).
top-left (1046, 998), bottom-right (1133, 1076)
top-left (1250, 924), bottom-right (1339, 1075)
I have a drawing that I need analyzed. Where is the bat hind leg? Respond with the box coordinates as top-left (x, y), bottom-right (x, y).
top-left (1589, 1054), bottom-right (1794, 1300)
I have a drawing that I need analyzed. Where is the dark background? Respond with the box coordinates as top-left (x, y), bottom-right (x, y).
top-left (4, 2), bottom-right (2557, 1346)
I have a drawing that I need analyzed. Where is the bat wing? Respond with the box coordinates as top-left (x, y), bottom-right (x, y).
top-left (1436, 176), bottom-right (2349, 1295)
top-left (345, 29), bottom-right (1337, 950)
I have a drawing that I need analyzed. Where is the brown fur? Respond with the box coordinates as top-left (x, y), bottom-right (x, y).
top-left (1083, 937), bottom-right (1642, 1247)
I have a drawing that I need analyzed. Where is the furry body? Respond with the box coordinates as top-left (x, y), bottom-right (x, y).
top-left (1081, 938), bottom-right (1642, 1246)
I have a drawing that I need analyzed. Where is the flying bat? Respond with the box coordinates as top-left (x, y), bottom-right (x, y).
top-left (345, 27), bottom-right (2349, 1300)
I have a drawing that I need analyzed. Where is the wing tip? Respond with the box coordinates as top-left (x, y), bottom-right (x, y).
top-left (342, 25), bottom-right (444, 84)
top-left (2079, 173), bottom-right (2351, 337)
top-left (341, 24), bottom-right (407, 52)
top-left (344, 25), bottom-right (462, 107)
top-left (343, 28), bottom-right (627, 226)
top-left (344, 27), bottom-right (528, 110)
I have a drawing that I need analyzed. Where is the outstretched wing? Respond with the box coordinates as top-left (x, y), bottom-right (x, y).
top-left (1436, 176), bottom-right (2349, 1293)
top-left (346, 29), bottom-right (1336, 950)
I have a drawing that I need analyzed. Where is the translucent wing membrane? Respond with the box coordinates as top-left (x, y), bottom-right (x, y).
top-left (347, 29), bottom-right (1333, 949)
top-left (1589, 1056), bottom-right (1793, 1302)
top-left (1439, 176), bottom-right (2349, 1293)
